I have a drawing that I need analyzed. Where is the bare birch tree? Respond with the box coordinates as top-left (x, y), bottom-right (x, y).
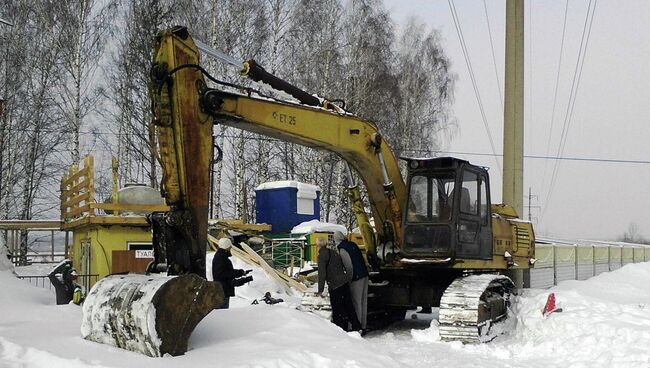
top-left (53, 0), bottom-right (115, 164)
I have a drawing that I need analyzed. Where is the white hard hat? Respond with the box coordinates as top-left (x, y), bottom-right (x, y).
top-left (217, 237), bottom-right (233, 250)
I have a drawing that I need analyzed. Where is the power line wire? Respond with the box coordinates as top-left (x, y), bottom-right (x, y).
top-left (541, 0), bottom-right (570, 192)
top-left (408, 150), bottom-right (650, 165)
top-left (543, 0), bottom-right (598, 219)
top-left (448, 0), bottom-right (502, 173)
top-left (483, 0), bottom-right (503, 109)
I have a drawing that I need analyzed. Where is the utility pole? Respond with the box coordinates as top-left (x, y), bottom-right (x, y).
top-left (503, 0), bottom-right (525, 289)
top-left (502, 0), bottom-right (525, 217)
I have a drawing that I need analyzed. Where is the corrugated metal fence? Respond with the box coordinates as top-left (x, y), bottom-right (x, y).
top-left (527, 240), bottom-right (650, 289)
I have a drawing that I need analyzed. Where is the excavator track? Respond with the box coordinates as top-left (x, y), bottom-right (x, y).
top-left (438, 273), bottom-right (515, 343)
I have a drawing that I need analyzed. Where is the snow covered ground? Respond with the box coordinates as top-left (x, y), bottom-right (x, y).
top-left (2, 254), bottom-right (650, 368)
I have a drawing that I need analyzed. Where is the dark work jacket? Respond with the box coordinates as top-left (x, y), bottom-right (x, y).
top-left (48, 265), bottom-right (75, 305)
top-left (338, 240), bottom-right (369, 281)
top-left (317, 247), bottom-right (349, 293)
top-left (212, 249), bottom-right (244, 297)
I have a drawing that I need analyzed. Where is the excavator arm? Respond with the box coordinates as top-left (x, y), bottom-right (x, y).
top-left (205, 90), bottom-right (406, 248)
top-left (151, 26), bottom-right (407, 258)
top-left (80, 28), bottom-right (224, 357)
top-left (147, 27), bottom-right (214, 277)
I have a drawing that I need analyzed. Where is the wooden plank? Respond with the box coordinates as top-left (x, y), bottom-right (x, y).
top-left (239, 241), bottom-right (308, 293)
top-left (62, 166), bottom-right (90, 187)
top-left (88, 216), bottom-right (150, 226)
top-left (61, 192), bottom-right (91, 210)
top-left (208, 235), bottom-right (257, 267)
top-left (61, 216), bottom-right (151, 230)
top-left (61, 178), bottom-right (91, 199)
top-left (92, 203), bottom-right (170, 212)
top-left (111, 157), bottom-right (119, 216)
top-left (207, 235), bottom-right (307, 292)
top-left (65, 204), bottom-right (91, 218)
top-left (86, 156), bottom-right (95, 216)
top-left (209, 221), bottom-right (272, 232)
top-left (0, 220), bottom-right (63, 230)
top-left (61, 216), bottom-right (91, 230)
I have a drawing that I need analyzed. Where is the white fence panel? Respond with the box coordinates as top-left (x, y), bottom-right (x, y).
top-left (529, 268), bottom-right (554, 289)
top-left (609, 246), bottom-right (622, 271)
top-left (622, 247), bottom-right (634, 266)
top-left (575, 246), bottom-right (594, 281)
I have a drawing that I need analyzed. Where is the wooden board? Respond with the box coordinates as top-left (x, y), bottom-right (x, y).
top-left (111, 250), bottom-right (153, 274)
top-left (239, 241), bottom-right (308, 293)
top-left (92, 203), bottom-right (170, 212)
top-left (207, 234), bottom-right (307, 293)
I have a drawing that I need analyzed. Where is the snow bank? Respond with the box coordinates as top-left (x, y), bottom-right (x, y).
top-left (456, 262), bottom-right (650, 367)
top-left (3, 259), bottom-right (650, 367)
top-left (0, 269), bottom-right (398, 367)
top-left (291, 219), bottom-right (348, 235)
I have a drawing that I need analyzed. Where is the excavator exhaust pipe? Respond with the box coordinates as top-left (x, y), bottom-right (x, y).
top-left (81, 274), bottom-right (223, 357)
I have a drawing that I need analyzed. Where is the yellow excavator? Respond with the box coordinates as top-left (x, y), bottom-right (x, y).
top-left (81, 26), bottom-right (535, 356)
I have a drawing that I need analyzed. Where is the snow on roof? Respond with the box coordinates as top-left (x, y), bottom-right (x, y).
top-left (255, 180), bottom-right (320, 191)
top-left (255, 181), bottom-right (320, 199)
top-left (291, 220), bottom-right (347, 235)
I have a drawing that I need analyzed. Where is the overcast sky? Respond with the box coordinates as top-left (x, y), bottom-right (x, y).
top-left (383, 0), bottom-right (650, 241)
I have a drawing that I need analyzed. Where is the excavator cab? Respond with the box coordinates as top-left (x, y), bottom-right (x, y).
top-left (402, 157), bottom-right (493, 261)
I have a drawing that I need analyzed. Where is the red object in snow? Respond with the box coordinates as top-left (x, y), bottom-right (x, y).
top-left (542, 292), bottom-right (562, 316)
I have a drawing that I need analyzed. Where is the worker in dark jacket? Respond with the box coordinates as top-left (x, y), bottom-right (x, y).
top-left (212, 237), bottom-right (249, 309)
top-left (48, 260), bottom-right (82, 305)
top-left (335, 231), bottom-right (369, 330)
top-left (316, 237), bottom-right (361, 332)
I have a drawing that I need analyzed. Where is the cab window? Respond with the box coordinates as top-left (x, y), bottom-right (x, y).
top-left (407, 172), bottom-right (455, 223)
top-left (460, 171), bottom-right (478, 215)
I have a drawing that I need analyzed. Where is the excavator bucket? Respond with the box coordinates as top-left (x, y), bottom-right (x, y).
top-left (81, 273), bottom-right (223, 357)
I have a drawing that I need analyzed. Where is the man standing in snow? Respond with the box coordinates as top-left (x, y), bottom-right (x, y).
top-left (334, 231), bottom-right (369, 331)
top-left (316, 237), bottom-right (361, 332)
top-left (212, 238), bottom-right (249, 309)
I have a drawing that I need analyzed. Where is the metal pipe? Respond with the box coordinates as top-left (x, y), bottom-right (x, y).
top-left (241, 60), bottom-right (321, 107)
top-left (194, 38), bottom-right (241, 68)
top-left (376, 150), bottom-right (392, 187)
top-left (346, 164), bottom-right (356, 188)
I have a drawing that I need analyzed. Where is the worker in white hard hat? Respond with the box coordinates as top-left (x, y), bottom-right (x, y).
top-left (211, 237), bottom-right (251, 309)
